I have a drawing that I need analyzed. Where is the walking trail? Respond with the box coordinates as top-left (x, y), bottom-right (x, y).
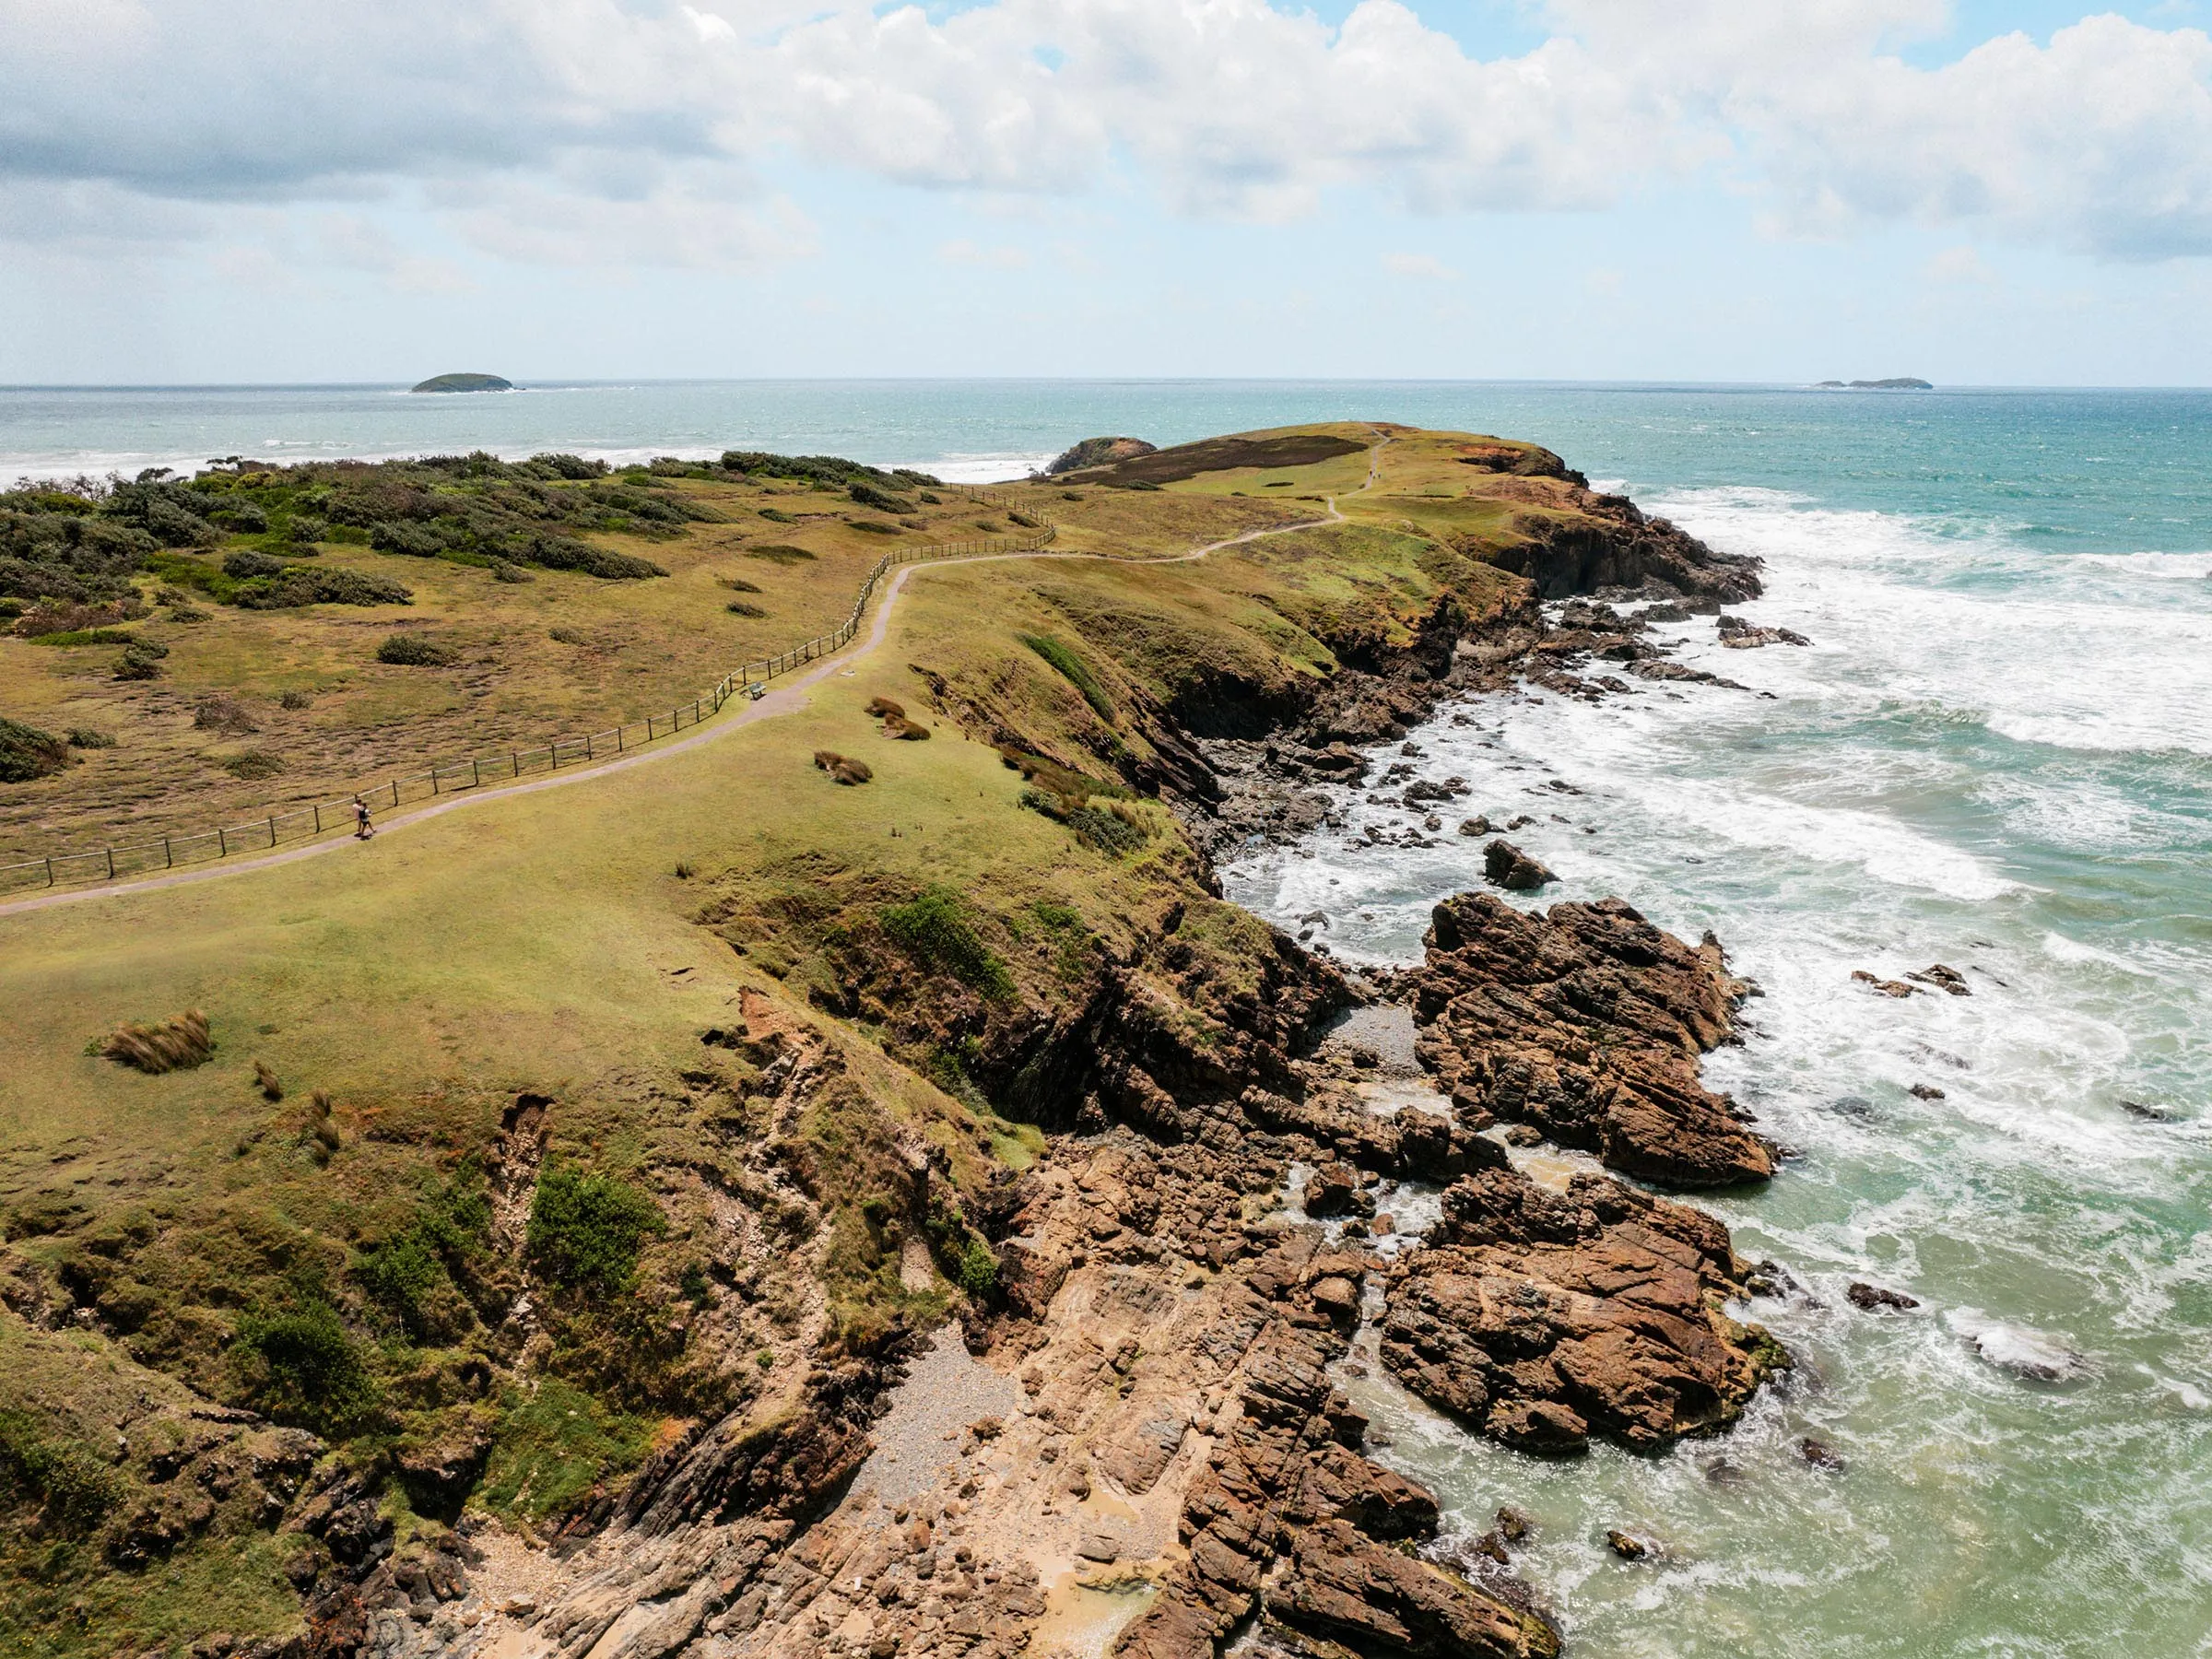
top-left (0, 451), bottom-right (1384, 921)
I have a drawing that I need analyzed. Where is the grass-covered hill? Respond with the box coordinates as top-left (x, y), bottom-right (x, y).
top-left (0, 423), bottom-right (1730, 1655)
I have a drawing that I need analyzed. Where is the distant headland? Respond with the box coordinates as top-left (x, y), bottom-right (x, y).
top-left (409, 372), bottom-right (513, 394)
top-left (1816, 377), bottom-right (1933, 390)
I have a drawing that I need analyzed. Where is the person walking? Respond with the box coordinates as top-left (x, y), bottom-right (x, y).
top-left (352, 794), bottom-right (375, 840)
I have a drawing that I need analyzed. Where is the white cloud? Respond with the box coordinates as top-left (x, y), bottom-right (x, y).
top-left (1924, 244), bottom-right (1998, 286)
top-left (1, 0), bottom-right (2209, 265)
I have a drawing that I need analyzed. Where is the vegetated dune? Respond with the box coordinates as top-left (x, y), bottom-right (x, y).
top-left (0, 425), bottom-right (1771, 1659)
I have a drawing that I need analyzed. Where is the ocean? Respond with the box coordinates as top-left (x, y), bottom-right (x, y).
top-left (7, 380), bottom-right (2208, 1653)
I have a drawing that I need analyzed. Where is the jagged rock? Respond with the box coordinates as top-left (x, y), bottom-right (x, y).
top-left (1458, 817), bottom-right (1492, 838)
top-left (1846, 1282), bottom-right (1921, 1312)
top-left (1715, 614), bottom-right (1811, 648)
top-left (1605, 1530), bottom-right (1648, 1559)
top-left (1481, 840), bottom-right (1556, 892)
top-left (1851, 970), bottom-right (1920, 998)
top-left (1906, 963), bottom-right (1971, 995)
top-left (1488, 495), bottom-right (1761, 603)
top-left (1302, 1162), bottom-right (1366, 1218)
top-left (1379, 1167), bottom-right (1787, 1456)
top-left (1414, 892), bottom-right (1776, 1188)
top-left (1044, 436), bottom-right (1158, 476)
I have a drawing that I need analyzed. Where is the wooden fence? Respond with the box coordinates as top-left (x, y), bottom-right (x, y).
top-left (1, 488), bottom-right (1053, 897)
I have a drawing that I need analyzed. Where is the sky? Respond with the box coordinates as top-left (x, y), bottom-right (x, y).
top-left (5, 0), bottom-right (2212, 386)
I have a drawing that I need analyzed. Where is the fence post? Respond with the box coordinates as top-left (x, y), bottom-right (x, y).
top-left (391, 780), bottom-right (399, 808)
top-left (106, 847), bottom-right (115, 880)
top-left (472, 759), bottom-right (480, 786)
top-left (512, 752), bottom-right (520, 777)
top-left (432, 767), bottom-right (441, 795)
top-left (267, 816), bottom-right (276, 847)
top-left (586, 733), bottom-right (593, 760)
top-left (647, 716), bottom-right (655, 739)
top-left (164, 837), bottom-right (172, 868)
top-left (617, 726), bottom-right (624, 752)
top-left (45, 857), bottom-right (53, 888)
top-left (218, 828), bottom-right (227, 857)
top-left (313, 804), bottom-right (322, 834)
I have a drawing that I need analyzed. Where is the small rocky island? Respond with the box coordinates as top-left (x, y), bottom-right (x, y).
top-left (1815, 377), bottom-right (1933, 390)
top-left (409, 371), bottom-right (513, 394)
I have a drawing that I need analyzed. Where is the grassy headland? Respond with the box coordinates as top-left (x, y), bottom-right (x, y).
top-left (0, 423), bottom-right (1680, 1654)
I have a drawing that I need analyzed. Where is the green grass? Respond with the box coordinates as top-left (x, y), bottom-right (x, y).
top-left (476, 1378), bottom-right (655, 1524)
top-left (880, 888), bottom-right (1017, 1001)
top-left (1018, 632), bottom-right (1116, 720)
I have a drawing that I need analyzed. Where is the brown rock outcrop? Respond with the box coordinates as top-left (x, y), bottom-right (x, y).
top-left (1414, 892), bottom-right (1776, 1188)
top-left (1380, 1166), bottom-right (1786, 1456)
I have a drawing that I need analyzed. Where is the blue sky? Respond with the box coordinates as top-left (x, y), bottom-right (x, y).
top-left (5, 1), bottom-right (2211, 385)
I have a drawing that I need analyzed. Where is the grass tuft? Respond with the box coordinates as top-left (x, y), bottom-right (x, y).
top-left (376, 633), bottom-right (457, 666)
top-left (100, 1009), bottom-right (213, 1074)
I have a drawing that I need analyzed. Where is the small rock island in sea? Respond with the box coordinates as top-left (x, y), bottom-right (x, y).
top-left (1815, 377), bottom-right (1933, 389)
top-left (409, 371), bottom-right (513, 394)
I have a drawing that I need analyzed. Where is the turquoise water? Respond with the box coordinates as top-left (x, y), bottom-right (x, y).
top-left (7, 382), bottom-right (2208, 1653)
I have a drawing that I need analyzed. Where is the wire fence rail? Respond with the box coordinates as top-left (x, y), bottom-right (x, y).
top-left (1, 486), bottom-right (1055, 898)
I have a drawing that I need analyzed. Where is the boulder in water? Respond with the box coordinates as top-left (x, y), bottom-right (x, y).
top-left (1482, 839), bottom-right (1557, 891)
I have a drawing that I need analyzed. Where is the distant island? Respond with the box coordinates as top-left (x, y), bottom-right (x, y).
top-left (1816, 377), bottom-right (1933, 390)
top-left (410, 372), bottom-right (513, 394)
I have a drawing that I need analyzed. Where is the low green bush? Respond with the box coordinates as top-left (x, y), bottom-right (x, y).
top-left (376, 633), bottom-right (457, 666)
top-left (220, 750), bottom-right (286, 780)
top-left (526, 1168), bottom-right (664, 1295)
top-left (65, 726), bottom-right (116, 748)
top-left (230, 1298), bottom-right (382, 1437)
top-left (0, 717), bottom-right (75, 782)
top-left (745, 545), bottom-right (817, 564)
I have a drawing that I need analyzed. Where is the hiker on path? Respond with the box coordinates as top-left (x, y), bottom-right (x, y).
top-left (353, 794), bottom-right (375, 840)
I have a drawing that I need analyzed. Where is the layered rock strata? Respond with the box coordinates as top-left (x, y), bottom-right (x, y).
top-left (1413, 893), bottom-right (1777, 1189)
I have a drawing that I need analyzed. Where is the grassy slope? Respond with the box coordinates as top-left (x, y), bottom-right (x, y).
top-left (0, 423), bottom-right (1576, 1653)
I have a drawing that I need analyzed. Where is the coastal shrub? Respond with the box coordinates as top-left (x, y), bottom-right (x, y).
top-left (0, 716), bottom-right (73, 782)
top-left (757, 507), bottom-right (795, 524)
top-left (526, 1167), bottom-right (664, 1296)
top-left (1018, 633), bottom-right (1115, 720)
top-left (747, 544), bottom-right (816, 564)
top-left (880, 888), bottom-right (1016, 1001)
top-left (288, 514), bottom-right (327, 544)
top-left (726, 601), bottom-right (766, 618)
top-left (721, 450), bottom-right (938, 491)
top-left (525, 453), bottom-right (606, 480)
top-left (221, 750), bottom-right (287, 780)
top-left (490, 559), bottom-right (534, 582)
top-left (0, 1410), bottom-right (122, 1535)
top-left (548, 626), bottom-right (589, 644)
top-left (230, 1298), bottom-right (382, 1437)
top-left (100, 1009), bottom-right (214, 1073)
top-left (276, 688), bottom-right (313, 710)
top-left (848, 482), bottom-right (912, 514)
top-left (115, 640), bottom-right (167, 679)
top-left (217, 501), bottom-right (269, 533)
top-left (27, 625), bottom-right (139, 646)
top-left (522, 535), bottom-right (665, 581)
top-left (722, 576), bottom-right (761, 593)
top-left (1008, 511), bottom-right (1041, 529)
top-left (223, 549), bottom-right (288, 580)
top-left (353, 1164), bottom-right (492, 1341)
top-left (65, 726), bottom-right (115, 748)
top-left (850, 520), bottom-right (900, 535)
top-left (370, 520), bottom-right (452, 558)
top-left (377, 633), bottom-right (457, 666)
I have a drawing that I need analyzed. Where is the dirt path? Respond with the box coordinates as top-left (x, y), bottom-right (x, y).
top-left (0, 488), bottom-right (1364, 920)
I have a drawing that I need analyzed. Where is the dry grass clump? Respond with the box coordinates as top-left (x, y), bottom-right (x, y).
top-left (253, 1060), bottom-right (283, 1100)
top-left (307, 1088), bottom-right (341, 1161)
top-left (194, 695), bottom-right (261, 735)
top-left (276, 688), bottom-right (314, 710)
top-left (100, 1009), bottom-right (213, 1074)
top-left (221, 750), bottom-right (287, 780)
top-left (376, 633), bottom-right (458, 666)
top-left (725, 601), bottom-right (766, 618)
top-left (746, 545), bottom-right (817, 564)
top-left (722, 576), bottom-right (762, 594)
top-left (864, 696), bottom-right (904, 718)
top-left (813, 750), bottom-right (873, 786)
top-left (884, 714), bottom-right (931, 741)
